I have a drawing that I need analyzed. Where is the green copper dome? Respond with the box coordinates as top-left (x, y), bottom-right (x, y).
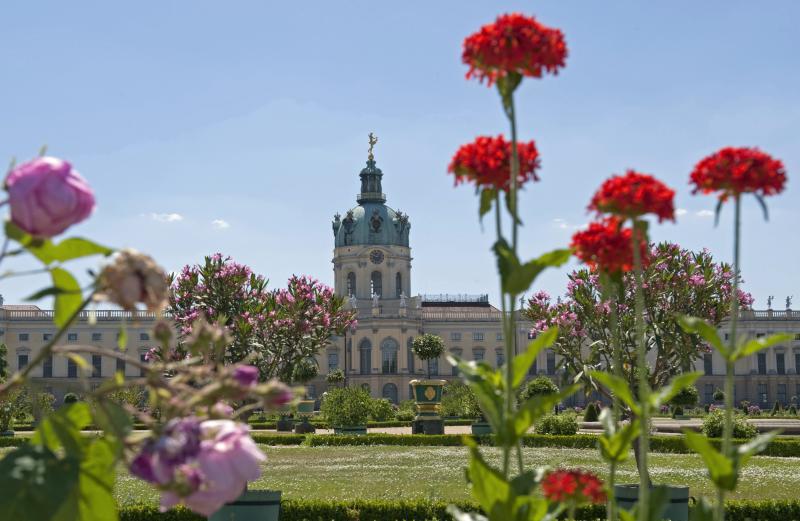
top-left (332, 152), bottom-right (410, 248)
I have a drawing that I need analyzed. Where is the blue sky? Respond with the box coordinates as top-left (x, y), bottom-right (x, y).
top-left (1, 1), bottom-right (798, 308)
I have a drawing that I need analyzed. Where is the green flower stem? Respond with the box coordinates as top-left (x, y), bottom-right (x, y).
top-left (631, 221), bottom-right (650, 521)
top-left (609, 293), bottom-right (622, 521)
top-left (608, 461), bottom-right (618, 521)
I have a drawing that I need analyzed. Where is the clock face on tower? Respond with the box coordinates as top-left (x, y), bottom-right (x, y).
top-left (369, 250), bottom-right (384, 264)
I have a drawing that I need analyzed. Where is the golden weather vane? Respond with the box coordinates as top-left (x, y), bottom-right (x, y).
top-left (368, 132), bottom-right (378, 161)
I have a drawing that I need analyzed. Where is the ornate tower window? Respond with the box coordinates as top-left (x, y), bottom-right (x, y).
top-left (347, 272), bottom-right (356, 297)
top-left (407, 337), bottom-right (415, 373)
top-left (370, 271), bottom-right (382, 298)
top-left (381, 338), bottom-right (398, 374)
top-left (395, 273), bottom-right (402, 298)
top-left (359, 339), bottom-right (372, 375)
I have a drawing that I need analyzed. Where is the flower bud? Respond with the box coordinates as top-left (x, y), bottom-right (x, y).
top-left (232, 365), bottom-right (259, 388)
top-left (96, 249), bottom-right (168, 312)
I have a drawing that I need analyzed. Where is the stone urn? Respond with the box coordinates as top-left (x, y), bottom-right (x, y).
top-left (294, 400), bottom-right (316, 434)
top-left (410, 379), bottom-right (446, 435)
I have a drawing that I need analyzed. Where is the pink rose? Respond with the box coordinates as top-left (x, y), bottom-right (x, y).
top-left (5, 157), bottom-right (95, 237)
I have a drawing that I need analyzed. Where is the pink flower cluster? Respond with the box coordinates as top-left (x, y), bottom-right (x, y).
top-left (130, 418), bottom-right (265, 516)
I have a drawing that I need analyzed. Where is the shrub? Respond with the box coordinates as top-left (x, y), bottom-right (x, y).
top-left (771, 401), bottom-right (782, 416)
top-left (441, 380), bottom-right (481, 419)
top-left (672, 405), bottom-right (684, 418)
top-left (670, 385), bottom-right (699, 408)
top-left (63, 392), bottom-right (79, 404)
top-left (790, 405), bottom-right (798, 415)
top-left (519, 376), bottom-right (558, 403)
top-left (702, 410), bottom-right (757, 439)
top-left (396, 400), bottom-right (416, 421)
top-left (0, 402), bottom-right (14, 432)
top-left (583, 402), bottom-right (599, 422)
top-left (713, 388), bottom-right (725, 402)
top-left (535, 413), bottom-right (578, 435)
top-left (326, 368), bottom-right (345, 386)
top-left (740, 400), bottom-right (750, 413)
top-left (320, 386), bottom-right (372, 427)
top-left (748, 405), bottom-right (761, 416)
top-left (704, 404), bottom-right (710, 413)
top-left (369, 398), bottom-right (395, 422)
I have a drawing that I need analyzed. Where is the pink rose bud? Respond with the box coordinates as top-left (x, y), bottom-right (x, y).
top-left (232, 365), bottom-right (259, 388)
top-left (5, 157), bottom-right (95, 237)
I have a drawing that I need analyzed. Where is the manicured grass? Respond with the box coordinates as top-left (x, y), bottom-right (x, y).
top-left (111, 445), bottom-right (800, 506)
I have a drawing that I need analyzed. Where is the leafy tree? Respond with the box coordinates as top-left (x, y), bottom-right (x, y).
top-left (411, 334), bottom-right (445, 378)
top-left (326, 368), bottom-right (345, 387)
top-left (0, 343), bottom-right (7, 382)
top-left (524, 242), bottom-right (752, 403)
top-left (670, 385), bottom-right (699, 408)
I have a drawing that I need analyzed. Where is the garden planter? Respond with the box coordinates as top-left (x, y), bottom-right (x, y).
top-left (410, 379), bottom-right (446, 435)
top-left (294, 400), bottom-right (316, 434)
top-left (0, 430), bottom-right (14, 437)
top-left (471, 421), bottom-right (492, 435)
top-left (614, 484), bottom-right (689, 521)
top-left (276, 415), bottom-right (294, 432)
top-left (333, 425), bottom-right (367, 435)
top-left (209, 489), bottom-right (281, 521)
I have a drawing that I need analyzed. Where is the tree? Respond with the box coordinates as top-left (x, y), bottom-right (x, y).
top-left (519, 376), bottom-right (558, 403)
top-left (524, 242), bottom-right (751, 403)
top-left (0, 343), bottom-right (7, 382)
top-left (669, 385), bottom-right (699, 409)
top-left (326, 368), bottom-right (345, 387)
top-left (412, 334), bottom-right (445, 379)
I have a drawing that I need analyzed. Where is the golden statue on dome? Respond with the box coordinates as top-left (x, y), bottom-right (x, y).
top-left (368, 132), bottom-right (378, 161)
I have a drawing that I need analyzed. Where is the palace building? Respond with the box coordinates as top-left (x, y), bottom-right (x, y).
top-left (1, 140), bottom-right (799, 407)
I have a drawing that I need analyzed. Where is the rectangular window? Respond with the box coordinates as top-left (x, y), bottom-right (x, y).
top-left (18, 354), bottom-right (29, 370)
top-left (796, 353), bottom-right (800, 374)
top-left (306, 385), bottom-right (316, 399)
top-left (758, 383), bottom-right (768, 405)
top-left (328, 352), bottom-right (339, 372)
top-left (756, 333), bottom-right (765, 338)
top-left (43, 355), bottom-right (53, 378)
top-left (527, 330), bottom-right (536, 340)
top-left (67, 333), bottom-right (78, 342)
top-left (92, 333), bottom-right (102, 342)
top-left (139, 353), bottom-right (147, 377)
top-left (139, 333), bottom-right (150, 341)
top-left (92, 355), bottom-right (102, 378)
top-left (777, 353), bottom-right (785, 375)
top-left (703, 354), bottom-right (713, 376)
top-left (757, 353), bottom-right (767, 375)
top-left (18, 333), bottom-right (29, 342)
top-left (546, 350), bottom-right (556, 375)
top-left (496, 332), bottom-right (503, 341)
top-left (795, 333), bottom-right (800, 340)
top-left (777, 384), bottom-right (787, 405)
top-left (473, 332), bottom-right (484, 341)
top-left (116, 357), bottom-right (126, 375)
top-left (43, 333), bottom-right (52, 341)
top-left (68, 359), bottom-right (78, 378)
top-left (796, 384), bottom-right (800, 403)
top-left (382, 348), bottom-right (398, 374)
top-left (495, 351), bottom-right (505, 367)
top-left (450, 332), bottom-right (461, 341)
top-left (473, 350), bottom-right (485, 362)
top-left (452, 362), bottom-right (459, 377)
top-left (704, 384), bottom-right (714, 404)
top-left (428, 358), bottom-right (439, 376)
top-left (528, 359), bottom-right (538, 376)
top-left (724, 333), bottom-right (729, 341)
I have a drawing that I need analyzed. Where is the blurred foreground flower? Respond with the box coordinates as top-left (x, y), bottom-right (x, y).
top-left (96, 249), bottom-right (168, 312)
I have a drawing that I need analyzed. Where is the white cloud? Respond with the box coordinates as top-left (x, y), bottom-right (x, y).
top-left (676, 208), bottom-right (688, 216)
top-left (552, 218), bottom-right (568, 229)
top-left (211, 219), bottom-right (230, 229)
top-left (146, 212), bottom-right (183, 222)
top-left (696, 209), bottom-right (714, 218)
top-left (552, 218), bottom-right (585, 231)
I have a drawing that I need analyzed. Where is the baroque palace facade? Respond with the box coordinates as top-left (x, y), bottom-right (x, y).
top-left (1, 144), bottom-right (800, 406)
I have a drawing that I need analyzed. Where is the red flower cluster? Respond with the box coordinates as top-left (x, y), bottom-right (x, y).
top-left (448, 135), bottom-right (540, 191)
top-left (463, 13), bottom-right (567, 86)
top-left (690, 147), bottom-right (787, 201)
top-left (541, 469), bottom-right (606, 505)
top-left (589, 170), bottom-right (676, 222)
top-left (571, 217), bottom-right (646, 274)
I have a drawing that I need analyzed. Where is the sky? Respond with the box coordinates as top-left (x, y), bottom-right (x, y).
top-left (1, 1), bottom-right (798, 309)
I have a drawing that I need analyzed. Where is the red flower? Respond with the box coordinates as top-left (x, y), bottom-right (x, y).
top-left (690, 147), bottom-right (787, 201)
top-left (571, 217), bottom-right (647, 274)
top-left (589, 170), bottom-right (676, 222)
top-left (463, 13), bottom-right (567, 86)
top-left (448, 135), bottom-right (540, 191)
top-left (541, 469), bottom-right (606, 505)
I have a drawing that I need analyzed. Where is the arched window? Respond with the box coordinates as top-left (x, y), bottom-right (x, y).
top-left (395, 273), bottom-right (402, 297)
top-left (381, 338), bottom-right (398, 374)
top-left (370, 271), bottom-right (382, 297)
top-left (359, 339), bottom-right (372, 375)
top-left (347, 272), bottom-right (356, 296)
top-left (382, 383), bottom-right (399, 404)
top-left (450, 349), bottom-right (462, 376)
top-left (407, 337), bottom-right (415, 373)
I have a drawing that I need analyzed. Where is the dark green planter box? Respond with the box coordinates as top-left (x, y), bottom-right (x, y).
top-left (296, 400), bottom-right (315, 415)
top-left (276, 417), bottom-right (294, 432)
top-left (615, 484), bottom-right (689, 521)
top-left (471, 422), bottom-right (492, 435)
top-left (333, 426), bottom-right (367, 435)
top-left (0, 430), bottom-right (14, 437)
top-left (209, 489), bottom-right (281, 521)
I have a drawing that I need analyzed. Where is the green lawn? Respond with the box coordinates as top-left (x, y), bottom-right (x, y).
top-left (112, 445), bottom-right (800, 506)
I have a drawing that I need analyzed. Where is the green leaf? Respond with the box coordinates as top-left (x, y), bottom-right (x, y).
top-left (24, 286), bottom-right (72, 301)
top-left (117, 323), bottom-right (128, 351)
top-left (678, 315), bottom-right (729, 358)
top-left (91, 401), bottom-right (133, 457)
top-left (51, 267), bottom-right (83, 328)
top-left (754, 193), bottom-right (769, 221)
top-left (651, 372), bottom-right (702, 409)
top-left (713, 199), bottom-right (724, 227)
top-left (448, 356), bottom-right (504, 432)
top-left (510, 327), bottom-right (558, 389)
top-left (505, 249), bottom-right (572, 296)
top-left (514, 384), bottom-right (580, 438)
top-left (689, 496), bottom-right (716, 521)
top-left (58, 438), bottom-right (118, 521)
top-left (737, 430), bottom-right (780, 468)
top-left (734, 333), bottom-right (794, 361)
top-left (479, 188), bottom-right (496, 222)
top-left (31, 402), bottom-right (93, 456)
top-left (589, 371), bottom-right (640, 415)
top-left (683, 430), bottom-right (736, 491)
top-left (0, 445), bottom-right (81, 520)
top-left (465, 441), bottom-right (514, 520)
top-left (47, 238), bottom-right (114, 263)
top-left (598, 410), bottom-right (640, 464)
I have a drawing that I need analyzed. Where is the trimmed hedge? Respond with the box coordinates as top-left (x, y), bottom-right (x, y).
top-left (117, 499), bottom-right (800, 521)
